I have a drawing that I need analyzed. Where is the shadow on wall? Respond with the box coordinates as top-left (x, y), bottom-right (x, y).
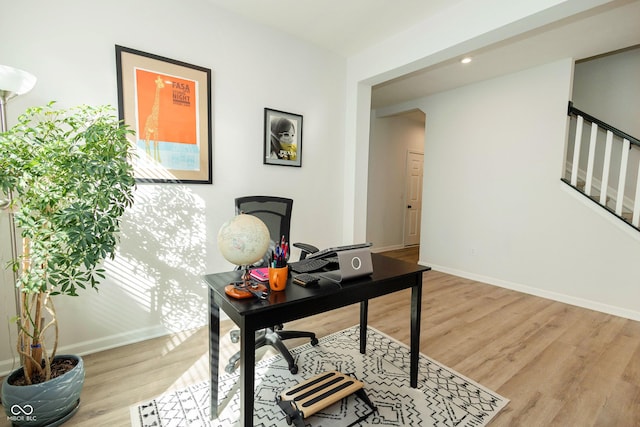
top-left (108, 183), bottom-right (208, 332)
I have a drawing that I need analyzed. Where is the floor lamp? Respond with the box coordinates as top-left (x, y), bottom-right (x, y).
top-left (0, 64), bottom-right (37, 322)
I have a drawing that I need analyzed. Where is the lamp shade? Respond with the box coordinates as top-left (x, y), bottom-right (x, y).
top-left (0, 65), bottom-right (37, 101)
top-left (217, 214), bottom-right (270, 266)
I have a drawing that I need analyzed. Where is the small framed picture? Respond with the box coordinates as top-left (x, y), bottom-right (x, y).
top-left (264, 108), bottom-right (302, 167)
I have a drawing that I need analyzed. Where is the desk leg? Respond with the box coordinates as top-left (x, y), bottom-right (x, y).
top-left (410, 273), bottom-right (423, 388)
top-left (360, 300), bottom-right (368, 354)
top-left (239, 323), bottom-right (256, 427)
top-left (209, 288), bottom-right (220, 419)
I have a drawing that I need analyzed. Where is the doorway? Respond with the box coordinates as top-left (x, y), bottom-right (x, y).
top-left (404, 151), bottom-right (423, 246)
top-left (366, 109), bottom-right (425, 251)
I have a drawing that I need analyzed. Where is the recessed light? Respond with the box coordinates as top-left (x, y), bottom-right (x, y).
top-left (461, 57), bottom-right (472, 64)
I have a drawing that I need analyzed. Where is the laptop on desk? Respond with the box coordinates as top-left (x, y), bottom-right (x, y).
top-left (319, 248), bottom-right (373, 284)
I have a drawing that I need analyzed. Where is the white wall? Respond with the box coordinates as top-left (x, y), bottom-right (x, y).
top-left (338, 0), bottom-right (639, 324)
top-left (0, 0), bottom-right (346, 374)
top-left (342, 0), bottom-right (614, 244)
top-left (572, 47), bottom-right (640, 200)
top-left (416, 59), bottom-right (640, 319)
top-left (2, 0), bottom-right (635, 375)
top-left (367, 113), bottom-right (425, 250)
top-left (573, 47), bottom-right (640, 136)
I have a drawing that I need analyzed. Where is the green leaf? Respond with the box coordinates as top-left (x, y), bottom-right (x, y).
top-left (0, 102), bottom-right (136, 299)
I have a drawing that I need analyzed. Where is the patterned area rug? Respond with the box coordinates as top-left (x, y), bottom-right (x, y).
top-left (131, 326), bottom-right (508, 426)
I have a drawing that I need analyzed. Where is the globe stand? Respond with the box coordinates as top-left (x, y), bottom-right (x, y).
top-left (218, 213), bottom-right (271, 300)
top-left (224, 266), bottom-right (268, 300)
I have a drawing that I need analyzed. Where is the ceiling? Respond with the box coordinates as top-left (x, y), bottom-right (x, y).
top-left (207, 0), bottom-right (640, 109)
top-left (205, 0), bottom-right (456, 57)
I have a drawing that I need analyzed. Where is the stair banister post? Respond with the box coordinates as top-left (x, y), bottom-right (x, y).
top-left (600, 131), bottom-right (613, 206)
top-left (633, 160), bottom-right (640, 228)
top-left (571, 115), bottom-right (583, 186)
top-left (615, 138), bottom-right (630, 216)
top-left (585, 122), bottom-right (598, 197)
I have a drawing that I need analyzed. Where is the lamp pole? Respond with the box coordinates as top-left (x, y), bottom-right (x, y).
top-left (0, 64), bottom-right (36, 324)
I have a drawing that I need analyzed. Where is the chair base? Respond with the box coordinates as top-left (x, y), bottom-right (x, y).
top-left (225, 328), bottom-right (319, 374)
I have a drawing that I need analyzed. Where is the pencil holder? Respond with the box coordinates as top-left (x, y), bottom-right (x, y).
top-left (269, 265), bottom-right (288, 291)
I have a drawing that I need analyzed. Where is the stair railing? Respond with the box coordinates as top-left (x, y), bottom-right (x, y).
top-left (563, 101), bottom-right (640, 231)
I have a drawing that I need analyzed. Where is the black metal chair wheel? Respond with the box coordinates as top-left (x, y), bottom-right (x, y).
top-left (289, 364), bottom-right (298, 374)
top-left (311, 337), bottom-right (319, 346)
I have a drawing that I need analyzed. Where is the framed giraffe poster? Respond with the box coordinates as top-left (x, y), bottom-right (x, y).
top-left (115, 45), bottom-right (212, 183)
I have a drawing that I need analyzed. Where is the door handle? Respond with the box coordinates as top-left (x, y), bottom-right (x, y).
top-left (407, 205), bottom-right (412, 208)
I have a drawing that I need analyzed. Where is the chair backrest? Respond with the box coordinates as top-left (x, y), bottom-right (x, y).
top-left (235, 196), bottom-right (293, 253)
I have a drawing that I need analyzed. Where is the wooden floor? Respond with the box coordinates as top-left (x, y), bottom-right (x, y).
top-left (2, 246), bottom-right (639, 426)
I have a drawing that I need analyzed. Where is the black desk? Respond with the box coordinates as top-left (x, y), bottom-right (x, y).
top-left (205, 253), bottom-right (430, 426)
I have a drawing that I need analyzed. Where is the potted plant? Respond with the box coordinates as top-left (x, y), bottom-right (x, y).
top-left (0, 102), bottom-right (136, 425)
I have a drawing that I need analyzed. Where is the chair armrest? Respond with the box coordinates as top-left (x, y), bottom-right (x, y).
top-left (292, 242), bottom-right (319, 260)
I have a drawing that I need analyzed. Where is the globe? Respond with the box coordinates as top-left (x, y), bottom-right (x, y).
top-left (217, 214), bottom-right (270, 266)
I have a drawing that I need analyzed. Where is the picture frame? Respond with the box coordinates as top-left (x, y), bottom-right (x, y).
top-left (264, 108), bottom-right (302, 167)
top-left (115, 45), bottom-right (212, 183)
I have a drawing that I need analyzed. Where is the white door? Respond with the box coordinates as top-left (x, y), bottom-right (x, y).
top-left (404, 151), bottom-right (423, 246)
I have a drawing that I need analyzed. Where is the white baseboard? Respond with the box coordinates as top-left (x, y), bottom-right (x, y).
top-left (371, 244), bottom-right (407, 253)
top-left (0, 324), bottom-right (177, 377)
top-left (0, 313), bottom-right (232, 378)
top-left (421, 260), bottom-right (640, 322)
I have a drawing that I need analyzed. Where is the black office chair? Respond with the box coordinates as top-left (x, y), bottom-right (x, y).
top-left (226, 196), bottom-right (319, 374)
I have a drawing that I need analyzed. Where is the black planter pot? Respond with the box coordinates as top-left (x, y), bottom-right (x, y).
top-left (1, 355), bottom-right (84, 427)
